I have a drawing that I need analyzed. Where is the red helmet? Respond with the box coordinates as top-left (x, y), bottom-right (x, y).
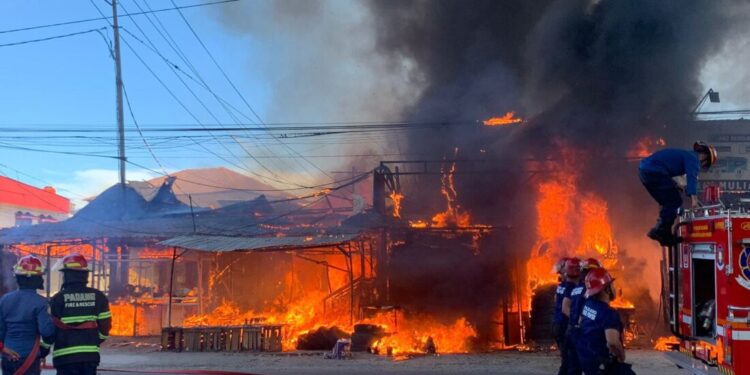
top-left (14, 255), bottom-right (44, 276)
top-left (61, 253), bottom-right (89, 272)
top-left (564, 258), bottom-right (581, 278)
top-left (585, 268), bottom-right (614, 298)
top-left (554, 257), bottom-right (570, 275)
top-left (581, 258), bottom-right (601, 271)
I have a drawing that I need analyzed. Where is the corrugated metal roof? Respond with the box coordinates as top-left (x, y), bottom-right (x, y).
top-left (158, 233), bottom-right (360, 252)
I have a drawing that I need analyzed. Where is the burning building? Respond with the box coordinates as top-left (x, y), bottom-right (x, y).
top-left (1, 0), bottom-right (747, 359)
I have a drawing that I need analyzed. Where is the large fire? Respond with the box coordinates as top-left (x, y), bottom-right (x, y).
top-left (181, 296), bottom-right (476, 354)
top-left (483, 112), bottom-right (523, 126)
top-left (526, 146), bottom-right (620, 291)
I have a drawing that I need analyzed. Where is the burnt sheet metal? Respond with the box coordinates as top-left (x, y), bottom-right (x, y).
top-left (158, 233), bottom-right (361, 252)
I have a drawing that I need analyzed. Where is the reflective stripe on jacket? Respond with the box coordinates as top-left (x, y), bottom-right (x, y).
top-left (50, 284), bottom-right (111, 366)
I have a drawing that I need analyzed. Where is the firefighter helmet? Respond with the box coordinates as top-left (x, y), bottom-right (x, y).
top-left (60, 253), bottom-right (89, 272)
top-left (554, 257), bottom-right (570, 275)
top-left (564, 257), bottom-right (582, 278)
top-left (584, 267), bottom-right (614, 298)
top-left (580, 257), bottom-right (601, 271)
top-left (14, 255), bottom-right (44, 276)
top-left (694, 141), bottom-right (718, 169)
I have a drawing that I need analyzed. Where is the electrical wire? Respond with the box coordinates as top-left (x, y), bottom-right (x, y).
top-left (0, 27), bottom-right (107, 48)
top-left (0, 0), bottom-right (240, 35)
top-left (167, 0), bottom-right (335, 182)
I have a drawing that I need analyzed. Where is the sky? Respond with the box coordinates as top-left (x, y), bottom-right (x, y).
top-left (0, 0), bottom-right (747, 208)
top-left (0, 0), bottom-right (349, 207)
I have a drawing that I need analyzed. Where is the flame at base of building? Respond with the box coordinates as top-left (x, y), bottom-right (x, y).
top-left (181, 299), bottom-right (477, 354)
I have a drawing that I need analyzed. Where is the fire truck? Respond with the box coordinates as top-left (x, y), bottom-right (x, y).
top-left (663, 187), bottom-right (750, 375)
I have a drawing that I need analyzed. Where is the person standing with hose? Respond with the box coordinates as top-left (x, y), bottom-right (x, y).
top-left (0, 255), bottom-right (56, 375)
top-left (49, 254), bottom-right (110, 375)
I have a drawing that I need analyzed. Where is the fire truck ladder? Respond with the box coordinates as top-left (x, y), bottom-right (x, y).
top-left (664, 223), bottom-right (687, 338)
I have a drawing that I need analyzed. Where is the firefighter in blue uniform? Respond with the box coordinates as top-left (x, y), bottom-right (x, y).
top-left (576, 268), bottom-right (635, 375)
top-left (554, 257), bottom-right (580, 375)
top-left (639, 141), bottom-right (717, 246)
top-left (566, 258), bottom-right (602, 375)
top-left (50, 254), bottom-right (111, 375)
top-left (0, 255), bottom-right (56, 375)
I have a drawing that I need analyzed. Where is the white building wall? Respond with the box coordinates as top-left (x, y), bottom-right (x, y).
top-left (0, 203), bottom-right (70, 229)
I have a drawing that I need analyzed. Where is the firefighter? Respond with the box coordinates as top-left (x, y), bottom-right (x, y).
top-left (639, 141), bottom-right (717, 246)
top-left (554, 257), bottom-right (581, 375)
top-left (576, 268), bottom-right (635, 375)
top-left (49, 254), bottom-right (111, 375)
top-left (0, 255), bottom-right (56, 375)
top-left (566, 258), bottom-right (602, 375)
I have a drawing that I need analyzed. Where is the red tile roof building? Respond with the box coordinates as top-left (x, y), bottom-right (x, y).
top-left (0, 176), bottom-right (70, 228)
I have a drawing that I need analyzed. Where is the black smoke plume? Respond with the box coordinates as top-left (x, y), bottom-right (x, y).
top-left (367, 0), bottom-right (745, 344)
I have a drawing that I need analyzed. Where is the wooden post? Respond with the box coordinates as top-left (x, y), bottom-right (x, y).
top-left (168, 247), bottom-right (177, 327)
top-left (45, 245), bottom-right (52, 298)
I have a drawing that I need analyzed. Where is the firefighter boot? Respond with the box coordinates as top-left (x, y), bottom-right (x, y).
top-left (647, 220), bottom-right (679, 246)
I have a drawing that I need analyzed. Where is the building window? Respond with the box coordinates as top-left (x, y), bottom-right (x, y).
top-left (38, 215), bottom-right (57, 224)
top-left (15, 212), bottom-right (33, 226)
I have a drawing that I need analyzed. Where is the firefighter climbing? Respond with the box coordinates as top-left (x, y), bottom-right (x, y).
top-left (49, 254), bottom-right (111, 375)
top-left (639, 141), bottom-right (718, 246)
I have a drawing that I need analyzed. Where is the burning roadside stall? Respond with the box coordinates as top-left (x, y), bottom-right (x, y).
top-left (0, 176), bottom-right (366, 341)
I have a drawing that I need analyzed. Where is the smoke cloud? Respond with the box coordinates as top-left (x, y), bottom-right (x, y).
top-left (215, 0), bottom-right (750, 345)
top-left (365, 0), bottom-right (748, 342)
top-left (216, 0), bottom-right (419, 123)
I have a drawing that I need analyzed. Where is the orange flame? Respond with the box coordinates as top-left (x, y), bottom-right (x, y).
top-left (368, 314), bottom-right (476, 355)
top-left (431, 159), bottom-right (471, 227)
top-left (629, 137), bottom-right (666, 158)
top-left (483, 112), bottom-right (523, 126)
top-left (653, 336), bottom-right (679, 351)
top-left (183, 298), bottom-right (476, 354)
top-left (526, 146), bottom-right (618, 290)
top-left (390, 192), bottom-right (404, 218)
top-left (109, 301), bottom-right (152, 336)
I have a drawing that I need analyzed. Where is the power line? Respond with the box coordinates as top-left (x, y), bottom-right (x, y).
top-left (89, 0), bottom-right (292, 188)
top-left (125, 157), bottom-right (371, 196)
top-left (121, 6), bottom-right (322, 187)
top-left (0, 27), bottom-right (107, 48)
top-left (88, 0), bottom-right (268, 184)
top-left (107, 3), bottom-right (301, 187)
top-left (117, 28), bottom-right (295, 186)
top-left (168, 0), bottom-right (335, 182)
top-left (122, 81), bottom-right (169, 175)
top-left (0, 0), bottom-right (240, 35)
top-left (0, 139), bottom-right (374, 193)
top-left (0, 121), bottom-right (475, 133)
top-left (135, 0), bottom-right (321, 185)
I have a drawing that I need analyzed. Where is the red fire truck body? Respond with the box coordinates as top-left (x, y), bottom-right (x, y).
top-left (665, 207), bottom-right (750, 375)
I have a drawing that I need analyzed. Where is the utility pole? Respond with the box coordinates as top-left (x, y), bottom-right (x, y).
top-left (112, 0), bottom-right (126, 189)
